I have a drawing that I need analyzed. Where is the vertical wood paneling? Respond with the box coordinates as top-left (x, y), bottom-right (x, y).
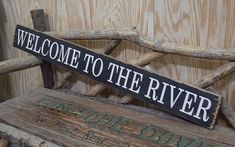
top-left (59, 0), bottom-right (155, 94)
top-left (1, 0), bottom-right (43, 98)
top-left (0, 1), bottom-right (10, 101)
top-left (153, 0), bottom-right (235, 106)
top-left (153, 0), bottom-right (235, 125)
top-left (0, 0), bottom-right (234, 124)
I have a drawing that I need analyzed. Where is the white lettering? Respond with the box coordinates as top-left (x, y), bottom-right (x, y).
top-left (144, 77), bottom-right (160, 101)
top-left (128, 71), bottom-right (143, 94)
top-left (116, 66), bottom-right (131, 89)
top-left (26, 32), bottom-right (35, 50)
top-left (17, 29), bottom-right (28, 47)
top-left (83, 54), bottom-right (94, 73)
top-left (179, 91), bottom-right (197, 116)
top-left (69, 50), bottom-right (81, 68)
top-left (193, 96), bottom-right (211, 122)
top-left (41, 39), bottom-right (50, 56)
top-left (57, 45), bottom-right (72, 65)
top-left (169, 85), bottom-right (184, 108)
top-left (49, 42), bottom-right (59, 59)
top-left (33, 35), bottom-right (40, 53)
top-left (157, 82), bottom-right (169, 104)
top-left (92, 58), bottom-right (103, 77)
top-left (107, 62), bottom-right (119, 83)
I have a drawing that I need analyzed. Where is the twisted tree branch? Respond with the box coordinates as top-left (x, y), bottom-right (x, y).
top-left (0, 56), bottom-right (43, 75)
top-left (46, 30), bottom-right (235, 60)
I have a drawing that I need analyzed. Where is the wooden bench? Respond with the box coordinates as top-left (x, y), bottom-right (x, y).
top-left (0, 9), bottom-right (235, 146)
top-left (0, 88), bottom-right (234, 147)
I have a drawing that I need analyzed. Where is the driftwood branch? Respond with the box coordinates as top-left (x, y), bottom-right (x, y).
top-left (0, 56), bottom-right (43, 75)
top-left (193, 62), bottom-right (235, 127)
top-left (221, 98), bottom-right (235, 129)
top-left (53, 40), bottom-right (121, 89)
top-left (84, 51), bottom-right (165, 96)
top-left (103, 40), bottom-right (122, 55)
top-left (52, 72), bottom-right (73, 90)
top-left (193, 62), bottom-right (235, 88)
top-left (46, 30), bottom-right (235, 60)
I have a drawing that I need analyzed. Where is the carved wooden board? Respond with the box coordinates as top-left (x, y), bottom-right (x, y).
top-left (13, 25), bottom-right (221, 129)
top-left (0, 88), bottom-right (233, 147)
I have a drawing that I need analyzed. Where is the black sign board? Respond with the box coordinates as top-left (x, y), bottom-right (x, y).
top-left (13, 25), bottom-right (221, 129)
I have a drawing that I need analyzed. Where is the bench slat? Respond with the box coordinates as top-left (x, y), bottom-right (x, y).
top-left (0, 88), bottom-right (233, 146)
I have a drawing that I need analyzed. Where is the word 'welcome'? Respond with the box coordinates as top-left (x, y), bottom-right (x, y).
top-left (13, 25), bottom-right (221, 128)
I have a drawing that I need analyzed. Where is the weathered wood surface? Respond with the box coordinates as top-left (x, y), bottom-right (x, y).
top-left (193, 62), bottom-right (235, 88)
top-left (47, 30), bottom-right (235, 60)
top-left (85, 52), bottom-right (235, 98)
top-left (31, 9), bottom-right (54, 89)
top-left (84, 51), bottom-right (165, 96)
top-left (117, 60), bottom-right (235, 128)
top-left (0, 88), bottom-right (234, 147)
top-left (0, 56), bottom-right (42, 75)
top-left (1, 0), bottom-right (235, 127)
top-left (14, 25), bottom-right (221, 128)
top-left (0, 122), bottom-right (59, 147)
top-left (53, 39), bottom-right (121, 90)
top-left (0, 138), bottom-right (9, 147)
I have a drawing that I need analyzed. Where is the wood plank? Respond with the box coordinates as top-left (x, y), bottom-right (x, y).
top-left (0, 122), bottom-right (59, 147)
top-left (62, 0), bottom-right (155, 94)
top-left (153, 0), bottom-right (235, 126)
top-left (1, 0), bottom-right (235, 128)
top-left (31, 9), bottom-right (54, 89)
top-left (13, 25), bottom-right (221, 128)
top-left (0, 88), bottom-right (233, 147)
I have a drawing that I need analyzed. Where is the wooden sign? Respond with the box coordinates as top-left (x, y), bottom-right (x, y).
top-left (13, 25), bottom-right (221, 128)
top-left (0, 88), bottom-right (233, 146)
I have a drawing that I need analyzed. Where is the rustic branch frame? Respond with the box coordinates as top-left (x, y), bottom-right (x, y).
top-left (0, 9), bottom-right (234, 130)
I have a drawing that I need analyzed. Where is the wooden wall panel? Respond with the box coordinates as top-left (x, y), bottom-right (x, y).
top-left (59, 0), bottom-right (155, 95)
top-left (0, 0), bottom-right (234, 124)
top-left (1, 0), bottom-right (44, 98)
top-left (153, 0), bottom-right (235, 110)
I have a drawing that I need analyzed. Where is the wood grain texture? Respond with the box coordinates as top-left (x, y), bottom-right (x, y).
top-left (0, 0), bottom-right (235, 127)
top-left (0, 56), bottom-right (42, 75)
top-left (31, 9), bottom-right (55, 89)
top-left (62, 0), bottom-right (155, 94)
top-left (153, 0), bottom-right (235, 117)
top-left (53, 40), bottom-right (121, 90)
top-left (0, 0), bottom-right (11, 102)
top-left (151, 0), bottom-right (235, 126)
top-left (0, 88), bottom-right (234, 146)
top-left (0, 122), bottom-right (59, 147)
top-left (85, 51), bottom-right (165, 97)
top-left (1, 0), bottom-right (44, 97)
top-left (47, 30), bottom-right (235, 60)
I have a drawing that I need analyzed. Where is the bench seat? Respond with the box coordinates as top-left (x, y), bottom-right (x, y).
top-left (0, 88), bottom-right (234, 147)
